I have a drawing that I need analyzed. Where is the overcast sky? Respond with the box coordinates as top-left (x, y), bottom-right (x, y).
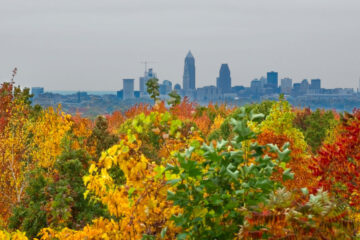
top-left (0, 0), bottom-right (359, 90)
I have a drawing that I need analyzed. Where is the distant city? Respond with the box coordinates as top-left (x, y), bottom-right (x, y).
top-left (31, 51), bottom-right (360, 116)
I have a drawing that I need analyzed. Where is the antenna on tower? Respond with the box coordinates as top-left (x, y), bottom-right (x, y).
top-left (140, 61), bottom-right (157, 74)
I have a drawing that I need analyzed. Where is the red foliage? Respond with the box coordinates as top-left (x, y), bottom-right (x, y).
top-left (106, 111), bottom-right (125, 133)
top-left (0, 82), bottom-right (14, 133)
top-left (124, 103), bottom-right (151, 119)
top-left (311, 109), bottom-right (360, 206)
top-left (170, 97), bottom-right (197, 121)
top-left (257, 130), bottom-right (315, 189)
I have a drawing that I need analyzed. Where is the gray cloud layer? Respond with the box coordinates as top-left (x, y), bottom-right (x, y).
top-left (1, 0), bottom-right (359, 90)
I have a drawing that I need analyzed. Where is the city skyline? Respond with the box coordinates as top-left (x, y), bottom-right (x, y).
top-left (2, 48), bottom-right (359, 91)
top-left (9, 49), bottom-right (360, 92)
top-left (1, 0), bottom-right (360, 90)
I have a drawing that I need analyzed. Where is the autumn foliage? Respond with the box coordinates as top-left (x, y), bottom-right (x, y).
top-left (1, 81), bottom-right (360, 239)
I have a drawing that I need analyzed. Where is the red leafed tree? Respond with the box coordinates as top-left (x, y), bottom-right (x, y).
top-left (311, 109), bottom-right (360, 207)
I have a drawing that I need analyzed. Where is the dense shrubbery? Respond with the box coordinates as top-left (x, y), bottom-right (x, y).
top-left (0, 81), bottom-right (360, 239)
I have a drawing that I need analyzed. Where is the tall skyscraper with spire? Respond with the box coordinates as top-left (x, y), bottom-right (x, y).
top-left (183, 51), bottom-right (196, 90)
top-left (216, 64), bottom-right (231, 93)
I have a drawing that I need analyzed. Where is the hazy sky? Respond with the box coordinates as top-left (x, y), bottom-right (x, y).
top-left (1, 0), bottom-right (360, 90)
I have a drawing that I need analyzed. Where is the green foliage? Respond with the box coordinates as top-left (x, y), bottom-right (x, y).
top-left (146, 78), bottom-right (160, 103)
top-left (9, 136), bottom-right (107, 239)
top-left (87, 116), bottom-right (119, 158)
top-left (248, 100), bottom-right (275, 118)
top-left (13, 86), bottom-right (33, 106)
top-left (9, 172), bottom-right (47, 238)
top-left (167, 90), bottom-right (181, 107)
top-left (294, 109), bottom-right (336, 152)
top-left (208, 107), bottom-right (264, 142)
top-left (167, 108), bottom-right (292, 239)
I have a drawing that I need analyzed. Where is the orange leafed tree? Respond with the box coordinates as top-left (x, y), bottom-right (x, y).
top-left (252, 100), bottom-right (315, 189)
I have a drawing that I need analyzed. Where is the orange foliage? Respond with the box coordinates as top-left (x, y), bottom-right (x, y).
top-left (124, 103), bottom-right (151, 119)
top-left (170, 97), bottom-right (196, 121)
top-left (257, 130), bottom-right (315, 190)
top-left (105, 111), bottom-right (125, 134)
top-left (193, 114), bottom-right (212, 136)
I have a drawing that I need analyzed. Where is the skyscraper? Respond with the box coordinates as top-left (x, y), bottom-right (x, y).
top-left (216, 64), bottom-right (231, 93)
top-left (123, 78), bottom-right (134, 99)
top-left (300, 79), bottom-right (309, 94)
top-left (139, 68), bottom-right (157, 94)
top-left (159, 80), bottom-right (172, 95)
top-left (183, 51), bottom-right (196, 90)
top-left (266, 71), bottom-right (278, 89)
top-left (280, 78), bottom-right (292, 94)
top-left (310, 79), bottom-right (321, 90)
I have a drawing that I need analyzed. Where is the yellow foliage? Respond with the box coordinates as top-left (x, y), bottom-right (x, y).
top-left (39, 111), bottom-right (203, 239)
top-left (0, 230), bottom-right (28, 240)
top-left (210, 114), bottom-right (224, 132)
top-left (251, 100), bottom-right (314, 189)
top-left (0, 101), bottom-right (32, 223)
top-left (28, 106), bottom-right (72, 169)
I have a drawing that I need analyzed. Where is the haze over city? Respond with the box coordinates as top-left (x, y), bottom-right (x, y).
top-left (1, 0), bottom-right (360, 90)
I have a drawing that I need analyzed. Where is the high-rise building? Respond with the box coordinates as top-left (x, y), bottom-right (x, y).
top-left (259, 76), bottom-right (267, 88)
top-left (31, 87), bottom-right (44, 98)
top-left (139, 68), bottom-right (157, 94)
top-left (174, 84), bottom-right (181, 91)
top-left (266, 71), bottom-right (278, 89)
top-left (300, 79), bottom-right (309, 94)
top-left (310, 79), bottom-right (321, 90)
top-left (280, 78), bottom-right (292, 94)
top-left (196, 86), bottom-right (222, 102)
top-left (123, 78), bottom-right (134, 99)
top-left (216, 64), bottom-right (231, 93)
top-left (160, 80), bottom-right (172, 95)
top-left (183, 51), bottom-right (196, 90)
top-left (250, 79), bottom-right (262, 96)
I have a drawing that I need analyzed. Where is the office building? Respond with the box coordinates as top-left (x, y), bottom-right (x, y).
top-left (116, 90), bottom-right (123, 99)
top-left (139, 68), bottom-right (157, 94)
top-left (174, 84), bottom-right (181, 91)
top-left (216, 64), bottom-right (231, 93)
top-left (259, 76), bottom-right (267, 88)
top-left (250, 79), bottom-right (262, 96)
top-left (310, 79), bottom-right (321, 93)
top-left (183, 51), bottom-right (196, 90)
top-left (123, 78), bottom-right (134, 99)
top-left (266, 71), bottom-right (278, 89)
top-left (300, 79), bottom-right (309, 94)
top-left (281, 78), bottom-right (292, 94)
top-left (196, 86), bottom-right (222, 102)
top-left (31, 87), bottom-right (44, 98)
top-left (159, 80), bottom-right (172, 95)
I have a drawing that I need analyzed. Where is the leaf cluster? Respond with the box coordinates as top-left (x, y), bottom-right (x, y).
top-left (167, 108), bottom-right (292, 239)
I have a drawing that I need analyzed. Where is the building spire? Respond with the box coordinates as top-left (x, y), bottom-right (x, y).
top-left (186, 50), bottom-right (194, 58)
